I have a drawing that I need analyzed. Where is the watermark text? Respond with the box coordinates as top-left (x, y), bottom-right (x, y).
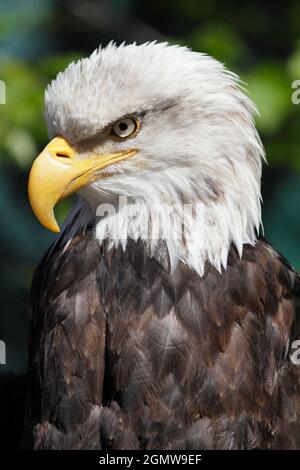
top-left (0, 340), bottom-right (6, 365)
top-left (0, 80), bottom-right (6, 104)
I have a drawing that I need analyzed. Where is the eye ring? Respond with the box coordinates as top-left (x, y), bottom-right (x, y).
top-left (111, 117), bottom-right (140, 139)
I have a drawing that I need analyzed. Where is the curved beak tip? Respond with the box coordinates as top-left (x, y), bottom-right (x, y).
top-left (48, 221), bottom-right (61, 234)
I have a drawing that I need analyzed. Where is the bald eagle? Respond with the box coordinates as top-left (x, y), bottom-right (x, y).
top-left (18, 42), bottom-right (300, 449)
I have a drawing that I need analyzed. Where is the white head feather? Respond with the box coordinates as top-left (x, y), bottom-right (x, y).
top-left (45, 42), bottom-right (265, 275)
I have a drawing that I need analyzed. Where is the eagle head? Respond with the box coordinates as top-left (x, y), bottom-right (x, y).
top-left (28, 42), bottom-right (265, 275)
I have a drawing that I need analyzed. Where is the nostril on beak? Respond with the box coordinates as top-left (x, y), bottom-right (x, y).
top-left (47, 137), bottom-right (75, 160)
top-left (56, 152), bottom-right (71, 159)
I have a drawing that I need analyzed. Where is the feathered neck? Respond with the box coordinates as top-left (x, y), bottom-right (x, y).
top-left (79, 161), bottom-right (262, 276)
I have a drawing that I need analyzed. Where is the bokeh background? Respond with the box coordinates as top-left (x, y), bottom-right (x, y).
top-left (0, 0), bottom-right (300, 373)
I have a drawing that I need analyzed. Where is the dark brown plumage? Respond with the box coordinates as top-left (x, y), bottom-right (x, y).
top-left (21, 211), bottom-right (300, 450)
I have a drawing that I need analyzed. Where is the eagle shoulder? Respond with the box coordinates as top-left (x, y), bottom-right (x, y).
top-left (26, 212), bottom-right (106, 449)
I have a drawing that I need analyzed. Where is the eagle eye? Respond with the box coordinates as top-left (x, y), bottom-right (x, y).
top-left (112, 117), bottom-right (139, 138)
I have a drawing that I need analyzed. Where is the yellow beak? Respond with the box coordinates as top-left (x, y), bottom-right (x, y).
top-left (28, 136), bottom-right (136, 233)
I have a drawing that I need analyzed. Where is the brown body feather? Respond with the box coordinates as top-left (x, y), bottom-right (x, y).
top-left (23, 217), bottom-right (300, 449)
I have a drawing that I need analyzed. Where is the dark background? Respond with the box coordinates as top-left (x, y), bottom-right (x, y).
top-left (0, 0), bottom-right (300, 373)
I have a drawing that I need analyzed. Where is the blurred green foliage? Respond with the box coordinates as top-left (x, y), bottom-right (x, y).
top-left (0, 0), bottom-right (300, 372)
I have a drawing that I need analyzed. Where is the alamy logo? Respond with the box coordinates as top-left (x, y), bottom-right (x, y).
top-left (0, 80), bottom-right (6, 104)
top-left (291, 80), bottom-right (300, 104)
top-left (290, 340), bottom-right (300, 365)
top-left (0, 340), bottom-right (6, 365)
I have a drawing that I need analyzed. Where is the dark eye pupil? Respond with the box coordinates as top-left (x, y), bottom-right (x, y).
top-left (119, 122), bottom-right (128, 131)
